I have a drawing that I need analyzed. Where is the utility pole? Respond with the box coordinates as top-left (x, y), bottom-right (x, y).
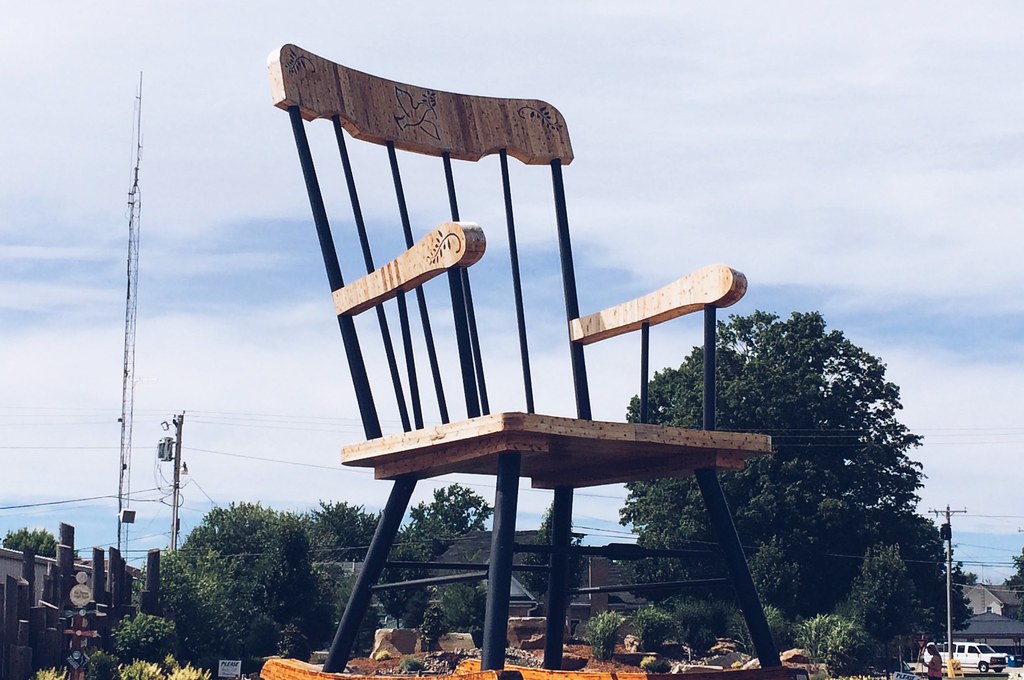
top-left (170, 412), bottom-right (185, 551)
top-left (930, 505), bottom-right (966, 677)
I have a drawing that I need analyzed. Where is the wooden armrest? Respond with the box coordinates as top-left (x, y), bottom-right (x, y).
top-left (333, 221), bottom-right (485, 316)
top-left (569, 264), bottom-right (746, 345)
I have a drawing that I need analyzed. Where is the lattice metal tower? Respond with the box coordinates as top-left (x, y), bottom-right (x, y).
top-left (118, 74), bottom-right (143, 552)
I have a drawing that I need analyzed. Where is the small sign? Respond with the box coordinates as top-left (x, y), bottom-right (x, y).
top-left (69, 584), bottom-right (93, 607)
top-left (893, 672), bottom-right (917, 680)
top-left (67, 649), bottom-right (89, 670)
top-left (218, 660), bottom-right (242, 678)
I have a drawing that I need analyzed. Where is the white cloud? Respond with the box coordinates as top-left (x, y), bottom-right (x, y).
top-left (2, 2), bottom-right (1023, 573)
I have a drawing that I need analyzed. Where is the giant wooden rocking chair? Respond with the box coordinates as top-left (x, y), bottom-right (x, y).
top-left (266, 44), bottom-right (783, 675)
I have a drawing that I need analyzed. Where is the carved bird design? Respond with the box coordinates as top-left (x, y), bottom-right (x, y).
top-left (393, 87), bottom-right (441, 141)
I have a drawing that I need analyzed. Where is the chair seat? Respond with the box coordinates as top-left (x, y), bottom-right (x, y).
top-left (342, 412), bottom-right (771, 488)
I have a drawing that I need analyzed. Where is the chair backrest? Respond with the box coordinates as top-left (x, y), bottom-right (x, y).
top-left (268, 43), bottom-right (595, 441)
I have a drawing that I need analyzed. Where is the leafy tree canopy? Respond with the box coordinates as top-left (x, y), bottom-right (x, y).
top-left (379, 484), bottom-right (493, 626)
top-left (163, 502), bottom-right (333, 666)
top-left (3, 527), bottom-right (57, 557)
top-left (620, 311), bottom-right (946, 623)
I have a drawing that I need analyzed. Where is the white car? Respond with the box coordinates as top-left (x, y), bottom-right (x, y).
top-left (935, 642), bottom-right (1007, 673)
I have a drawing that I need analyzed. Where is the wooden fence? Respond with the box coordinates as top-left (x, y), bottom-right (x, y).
top-left (0, 522), bottom-right (163, 680)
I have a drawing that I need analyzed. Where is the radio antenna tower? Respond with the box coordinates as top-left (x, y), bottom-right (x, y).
top-left (118, 73), bottom-right (143, 552)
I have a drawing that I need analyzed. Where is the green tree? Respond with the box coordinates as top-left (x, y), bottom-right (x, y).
top-left (308, 501), bottom-right (379, 563)
top-left (3, 527), bottom-right (57, 558)
top-left (843, 544), bottom-right (916, 658)
top-left (620, 311), bottom-right (945, 625)
top-left (439, 582), bottom-right (487, 646)
top-left (1004, 548), bottom-right (1024, 621)
top-left (162, 503), bottom-right (332, 667)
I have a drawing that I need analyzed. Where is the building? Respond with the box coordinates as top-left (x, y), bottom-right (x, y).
top-left (965, 584), bottom-right (1022, 618)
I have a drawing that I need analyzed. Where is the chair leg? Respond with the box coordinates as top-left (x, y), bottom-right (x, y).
top-left (542, 486), bottom-right (574, 669)
top-left (481, 452), bottom-right (522, 670)
top-left (323, 477), bottom-right (417, 673)
top-left (694, 469), bottom-right (781, 668)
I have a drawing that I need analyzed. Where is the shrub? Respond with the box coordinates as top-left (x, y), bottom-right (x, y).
top-left (118, 661), bottom-right (164, 680)
top-left (639, 656), bottom-right (672, 673)
top-left (419, 603), bottom-right (445, 652)
top-left (278, 623), bottom-right (311, 661)
top-left (586, 611), bottom-right (624, 661)
top-left (371, 649), bottom-right (394, 661)
top-left (729, 605), bottom-right (790, 654)
top-left (31, 669), bottom-right (68, 680)
top-left (399, 656), bottom-right (425, 673)
top-left (243, 613), bottom-right (280, 658)
top-left (632, 608), bottom-right (675, 652)
top-left (167, 664), bottom-right (211, 680)
top-left (795, 613), bottom-right (870, 676)
top-left (86, 651), bottom-right (119, 680)
top-left (114, 614), bottom-right (178, 664)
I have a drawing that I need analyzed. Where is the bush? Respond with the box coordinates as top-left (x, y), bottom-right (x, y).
top-left (399, 656), bottom-right (425, 673)
top-left (640, 656), bottom-right (672, 673)
top-left (86, 651), bottom-right (119, 680)
top-left (729, 605), bottom-right (790, 654)
top-left (278, 623), bottom-right (311, 661)
top-left (118, 661), bottom-right (163, 680)
top-left (670, 597), bottom-right (736, 654)
top-left (586, 611), bottom-right (624, 661)
top-left (632, 608), bottom-right (676, 652)
top-left (243, 613), bottom-right (280, 658)
top-left (419, 603), bottom-right (445, 652)
top-left (114, 614), bottom-right (178, 664)
top-left (795, 613), bottom-right (870, 676)
top-left (167, 664), bottom-right (211, 680)
top-left (31, 669), bottom-right (68, 680)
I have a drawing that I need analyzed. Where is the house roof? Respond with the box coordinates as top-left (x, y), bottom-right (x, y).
top-left (958, 612), bottom-right (1024, 638)
top-left (967, 584), bottom-right (1021, 606)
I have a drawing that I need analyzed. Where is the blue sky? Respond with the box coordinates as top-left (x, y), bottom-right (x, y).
top-left (2, 2), bottom-right (1023, 584)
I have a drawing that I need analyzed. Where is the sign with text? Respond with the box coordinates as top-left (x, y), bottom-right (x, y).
top-left (218, 660), bottom-right (242, 678)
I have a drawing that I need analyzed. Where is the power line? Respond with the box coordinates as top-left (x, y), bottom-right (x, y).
top-left (0, 487), bottom-right (162, 511)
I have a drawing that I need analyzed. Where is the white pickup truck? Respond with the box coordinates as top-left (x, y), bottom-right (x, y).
top-left (934, 642), bottom-right (1007, 673)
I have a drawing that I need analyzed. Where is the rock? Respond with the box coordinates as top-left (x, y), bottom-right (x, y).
top-left (624, 634), bottom-right (641, 653)
top-left (742, 657), bottom-right (761, 670)
top-left (561, 654), bottom-right (588, 671)
top-left (613, 652), bottom-right (653, 667)
top-left (673, 664), bottom-right (725, 674)
top-left (705, 652), bottom-right (750, 669)
top-left (371, 628), bottom-right (421, 658)
top-left (438, 633), bottom-right (476, 653)
top-left (507, 617), bottom-right (548, 650)
top-left (780, 648), bottom-right (811, 665)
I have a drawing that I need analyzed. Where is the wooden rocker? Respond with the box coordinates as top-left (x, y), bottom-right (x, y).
top-left (264, 44), bottom-right (794, 679)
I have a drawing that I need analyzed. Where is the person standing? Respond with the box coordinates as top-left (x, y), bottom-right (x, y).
top-left (926, 643), bottom-right (944, 680)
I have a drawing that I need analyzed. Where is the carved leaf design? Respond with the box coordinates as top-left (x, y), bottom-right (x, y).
top-left (427, 231), bottom-right (464, 265)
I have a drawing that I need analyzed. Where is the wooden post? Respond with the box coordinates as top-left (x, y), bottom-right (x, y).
top-left (20, 549), bottom-right (36, 609)
top-left (5, 575), bottom-right (20, 680)
top-left (42, 564), bottom-right (58, 606)
top-left (56, 544), bottom-right (74, 613)
top-left (139, 550), bottom-right (160, 615)
top-left (91, 548), bottom-right (107, 607)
